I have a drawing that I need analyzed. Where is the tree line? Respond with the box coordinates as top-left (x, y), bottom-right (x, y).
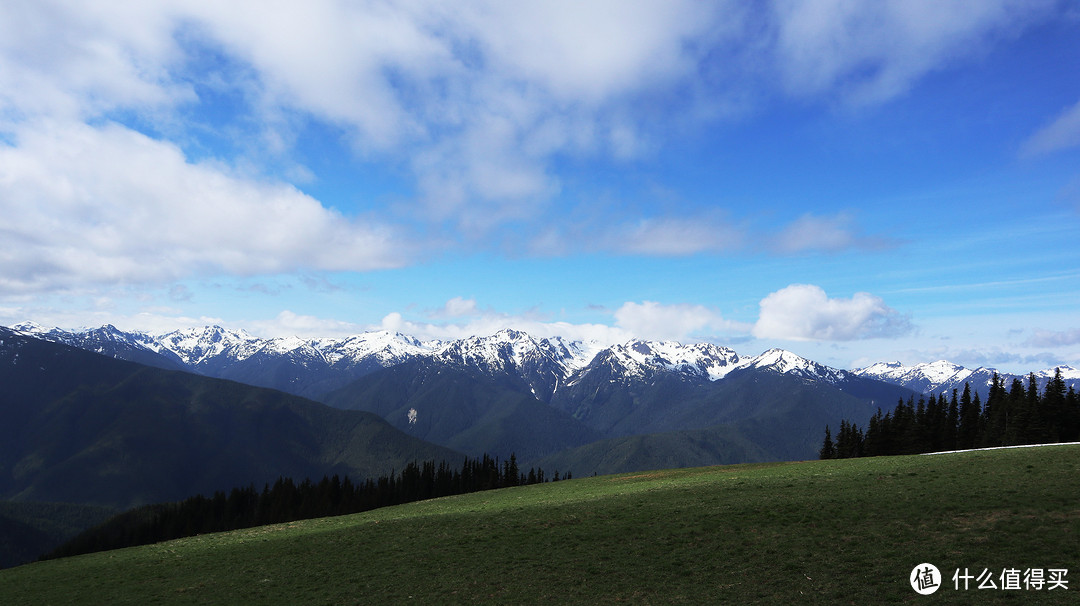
top-left (45, 453), bottom-right (567, 560)
top-left (821, 369), bottom-right (1079, 459)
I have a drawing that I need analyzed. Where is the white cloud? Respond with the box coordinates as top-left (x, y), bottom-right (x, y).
top-left (0, 1), bottom-right (731, 238)
top-left (1020, 99), bottom-right (1080, 157)
top-left (614, 301), bottom-right (747, 342)
top-left (770, 213), bottom-right (893, 254)
top-left (0, 121), bottom-right (406, 293)
top-left (770, 0), bottom-right (1054, 105)
top-left (451, 1), bottom-right (722, 104)
top-left (245, 310), bottom-right (364, 340)
top-left (753, 284), bottom-right (913, 341)
top-left (529, 212), bottom-right (747, 257)
top-left (1025, 327), bottom-right (1080, 348)
top-left (604, 217), bottom-right (746, 256)
top-left (379, 301), bottom-right (633, 345)
top-left (432, 297), bottom-right (482, 318)
top-left (0, 0), bottom-right (1066, 268)
top-left (373, 297), bottom-right (749, 345)
top-left (0, 2), bottom-right (189, 122)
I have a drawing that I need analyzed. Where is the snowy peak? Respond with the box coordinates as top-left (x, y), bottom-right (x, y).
top-left (433, 329), bottom-right (590, 399)
top-left (11, 321), bottom-right (1076, 402)
top-left (317, 331), bottom-right (432, 366)
top-left (156, 325), bottom-right (258, 367)
top-left (853, 360), bottom-right (978, 393)
top-left (1033, 365), bottom-right (1080, 381)
top-left (852, 360), bottom-right (1080, 395)
top-left (741, 348), bottom-right (848, 384)
top-left (601, 340), bottom-right (742, 382)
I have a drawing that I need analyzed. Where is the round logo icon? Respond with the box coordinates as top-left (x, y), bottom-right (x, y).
top-left (910, 563), bottom-right (942, 595)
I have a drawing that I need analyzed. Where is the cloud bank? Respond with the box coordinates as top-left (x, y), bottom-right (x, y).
top-left (752, 284), bottom-right (913, 341)
top-left (0, 0), bottom-right (1064, 291)
top-left (0, 122), bottom-right (404, 294)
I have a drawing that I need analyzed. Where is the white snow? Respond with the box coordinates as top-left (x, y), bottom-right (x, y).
top-left (8, 321), bottom-right (1077, 396)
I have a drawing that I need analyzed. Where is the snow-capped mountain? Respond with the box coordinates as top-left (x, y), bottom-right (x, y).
top-left (592, 340), bottom-right (743, 382)
top-left (12, 322), bottom-right (188, 370)
top-left (20, 321), bottom-right (1074, 402)
top-left (11, 322), bottom-right (861, 396)
top-left (432, 329), bottom-right (591, 399)
top-left (738, 348), bottom-right (850, 384)
top-left (854, 360), bottom-right (1080, 396)
top-left (4, 322), bottom-right (921, 467)
top-left (156, 325), bottom-right (260, 369)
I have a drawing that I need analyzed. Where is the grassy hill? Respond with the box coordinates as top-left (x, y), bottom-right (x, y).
top-left (2, 444), bottom-right (1077, 604)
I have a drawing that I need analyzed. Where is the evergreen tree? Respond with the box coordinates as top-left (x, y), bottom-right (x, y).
top-left (946, 389), bottom-right (959, 451)
top-left (981, 373), bottom-right (1006, 447)
top-left (1043, 368), bottom-right (1067, 443)
top-left (819, 425), bottom-right (836, 459)
top-left (503, 453), bottom-right (520, 487)
top-left (957, 383), bottom-right (978, 450)
top-left (1064, 386), bottom-right (1080, 442)
top-left (1004, 378), bottom-right (1027, 445)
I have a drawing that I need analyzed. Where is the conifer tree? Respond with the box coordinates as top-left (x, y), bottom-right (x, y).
top-left (1043, 368), bottom-right (1067, 443)
top-left (820, 425), bottom-right (836, 459)
top-left (957, 383), bottom-right (979, 450)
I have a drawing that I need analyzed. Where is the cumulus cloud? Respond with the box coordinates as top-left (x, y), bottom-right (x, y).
top-left (430, 297), bottom-right (482, 319)
top-left (1020, 99), bottom-right (1080, 157)
top-left (614, 301), bottom-right (748, 342)
top-left (753, 284), bottom-right (913, 341)
top-left (0, 121), bottom-right (405, 293)
top-left (0, 0), bottom-right (1066, 281)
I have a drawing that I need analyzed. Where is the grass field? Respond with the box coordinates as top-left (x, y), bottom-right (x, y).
top-left (1, 444), bottom-right (1077, 604)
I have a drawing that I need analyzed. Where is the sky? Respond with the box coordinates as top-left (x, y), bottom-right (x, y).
top-left (1, 0), bottom-right (1079, 373)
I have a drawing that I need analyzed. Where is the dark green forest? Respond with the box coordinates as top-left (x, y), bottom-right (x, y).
top-left (821, 369), bottom-right (1080, 459)
top-left (45, 453), bottom-right (568, 561)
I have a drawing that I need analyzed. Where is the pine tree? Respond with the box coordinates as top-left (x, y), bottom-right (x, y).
top-left (1004, 378), bottom-right (1027, 446)
top-left (957, 383), bottom-right (978, 450)
top-left (1064, 386), bottom-right (1079, 442)
top-left (820, 425), bottom-right (836, 459)
top-left (1043, 368), bottom-right (1067, 443)
top-left (946, 389), bottom-right (959, 451)
top-left (981, 373), bottom-right (1006, 447)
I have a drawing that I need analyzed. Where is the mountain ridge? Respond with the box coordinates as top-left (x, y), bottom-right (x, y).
top-left (9, 322), bottom-right (881, 397)
top-left (12, 321), bottom-right (1076, 400)
top-left (853, 359), bottom-right (1080, 396)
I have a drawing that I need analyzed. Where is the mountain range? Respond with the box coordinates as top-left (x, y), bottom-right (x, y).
top-left (852, 358), bottom-right (1079, 396)
top-left (13, 321), bottom-right (1077, 401)
top-left (8, 322), bottom-right (917, 466)
top-left (8, 321), bottom-right (1078, 472)
top-left (5, 321), bottom-right (1076, 566)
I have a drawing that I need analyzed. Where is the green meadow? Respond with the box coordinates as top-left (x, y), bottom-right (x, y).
top-left (2, 444), bottom-right (1077, 604)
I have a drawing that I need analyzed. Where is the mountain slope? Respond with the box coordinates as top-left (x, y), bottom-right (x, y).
top-left (0, 327), bottom-right (460, 511)
top-left (323, 359), bottom-right (602, 461)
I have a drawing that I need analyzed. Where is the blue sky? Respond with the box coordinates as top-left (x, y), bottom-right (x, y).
top-left (1, 1), bottom-right (1079, 373)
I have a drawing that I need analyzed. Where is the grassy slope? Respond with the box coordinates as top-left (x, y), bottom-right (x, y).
top-left (2, 444), bottom-right (1078, 604)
